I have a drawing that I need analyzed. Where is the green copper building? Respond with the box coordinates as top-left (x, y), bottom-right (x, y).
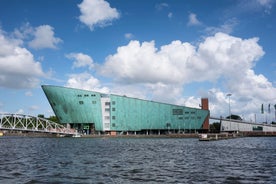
top-left (42, 85), bottom-right (209, 135)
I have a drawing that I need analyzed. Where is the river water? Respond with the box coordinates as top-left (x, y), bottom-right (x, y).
top-left (0, 136), bottom-right (275, 184)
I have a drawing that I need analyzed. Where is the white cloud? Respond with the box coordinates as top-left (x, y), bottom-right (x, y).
top-left (168, 12), bottom-right (173, 18)
top-left (66, 72), bottom-right (109, 93)
top-left (187, 13), bottom-right (201, 26)
top-left (29, 105), bottom-right (39, 111)
top-left (25, 91), bottom-right (33, 96)
top-left (98, 32), bottom-right (276, 120)
top-left (155, 3), bottom-right (169, 11)
top-left (235, 0), bottom-right (275, 15)
top-left (100, 40), bottom-right (196, 85)
top-left (124, 33), bottom-right (134, 40)
top-left (28, 25), bottom-right (62, 49)
top-left (254, 0), bottom-right (274, 14)
top-left (205, 18), bottom-right (238, 35)
top-left (15, 109), bottom-right (24, 114)
top-left (0, 29), bottom-right (46, 89)
top-left (257, 0), bottom-right (274, 14)
top-left (13, 22), bottom-right (34, 40)
top-left (66, 52), bottom-right (94, 70)
top-left (78, 0), bottom-right (120, 30)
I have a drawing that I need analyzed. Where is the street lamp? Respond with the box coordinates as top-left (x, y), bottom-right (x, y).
top-left (226, 93), bottom-right (232, 117)
top-left (226, 93), bottom-right (232, 131)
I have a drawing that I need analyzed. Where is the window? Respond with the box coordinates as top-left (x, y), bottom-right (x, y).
top-left (105, 108), bottom-right (110, 112)
top-left (104, 116), bottom-right (110, 120)
top-left (84, 94), bottom-right (89, 97)
top-left (105, 102), bottom-right (110, 106)
top-left (112, 101), bottom-right (116, 105)
top-left (77, 94), bottom-right (82, 97)
top-left (104, 123), bottom-right (110, 129)
top-left (185, 112), bottom-right (189, 114)
top-left (91, 94), bottom-right (96, 97)
top-left (172, 109), bottom-right (183, 115)
top-left (92, 101), bottom-right (96, 104)
top-left (112, 116), bottom-right (116, 120)
top-left (112, 123), bottom-right (116, 127)
top-left (112, 108), bottom-right (116, 111)
top-left (79, 101), bottom-right (84, 105)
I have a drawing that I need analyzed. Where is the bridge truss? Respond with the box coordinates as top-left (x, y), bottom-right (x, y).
top-left (0, 113), bottom-right (76, 136)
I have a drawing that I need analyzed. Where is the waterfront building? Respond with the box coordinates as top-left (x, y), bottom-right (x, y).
top-left (42, 85), bottom-right (209, 135)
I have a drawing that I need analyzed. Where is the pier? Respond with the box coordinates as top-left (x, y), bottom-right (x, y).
top-left (199, 133), bottom-right (241, 141)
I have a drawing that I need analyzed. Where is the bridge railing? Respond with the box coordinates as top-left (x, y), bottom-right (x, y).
top-left (0, 113), bottom-right (76, 135)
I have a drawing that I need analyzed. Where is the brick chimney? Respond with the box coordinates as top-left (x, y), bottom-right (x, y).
top-left (201, 98), bottom-right (209, 131)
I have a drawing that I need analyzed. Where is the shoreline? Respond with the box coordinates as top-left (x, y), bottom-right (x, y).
top-left (2, 131), bottom-right (276, 138)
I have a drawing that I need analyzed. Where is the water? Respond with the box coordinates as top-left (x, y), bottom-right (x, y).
top-left (0, 136), bottom-right (275, 184)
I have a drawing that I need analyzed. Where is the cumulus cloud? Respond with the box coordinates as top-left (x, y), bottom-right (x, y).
top-left (98, 32), bottom-right (276, 120)
top-left (187, 13), bottom-right (201, 26)
top-left (78, 0), bottom-right (120, 30)
top-left (0, 29), bottom-right (46, 89)
top-left (66, 52), bottom-right (94, 70)
top-left (28, 25), bottom-right (62, 49)
top-left (100, 40), bottom-right (196, 85)
top-left (102, 32), bottom-right (264, 86)
top-left (66, 72), bottom-right (109, 93)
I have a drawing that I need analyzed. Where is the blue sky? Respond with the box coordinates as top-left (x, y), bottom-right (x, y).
top-left (0, 0), bottom-right (275, 123)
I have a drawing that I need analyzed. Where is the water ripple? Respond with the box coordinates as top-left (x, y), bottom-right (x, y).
top-left (0, 137), bottom-right (275, 183)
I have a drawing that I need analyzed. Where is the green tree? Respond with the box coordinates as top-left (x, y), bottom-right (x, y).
top-left (226, 114), bottom-right (242, 120)
top-left (47, 116), bottom-right (59, 123)
top-left (38, 114), bottom-right (45, 118)
top-left (209, 122), bottom-right (220, 133)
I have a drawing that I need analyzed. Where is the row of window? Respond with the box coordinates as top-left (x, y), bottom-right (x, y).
top-left (105, 115), bottom-right (200, 121)
top-left (172, 109), bottom-right (197, 115)
top-left (77, 94), bottom-right (97, 97)
top-left (105, 101), bottom-right (116, 106)
top-left (79, 101), bottom-right (97, 104)
top-left (179, 116), bottom-right (202, 120)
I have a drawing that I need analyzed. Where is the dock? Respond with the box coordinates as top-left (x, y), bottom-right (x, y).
top-left (198, 133), bottom-right (241, 141)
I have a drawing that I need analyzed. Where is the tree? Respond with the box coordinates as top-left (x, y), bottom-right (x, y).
top-left (47, 116), bottom-right (59, 123)
top-left (209, 122), bottom-right (220, 133)
top-left (38, 114), bottom-right (45, 118)
top-left (226, 114), bottom-right (242, 120)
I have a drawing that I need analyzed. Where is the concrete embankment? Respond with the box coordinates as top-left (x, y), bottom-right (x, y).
top-left (1, 131), bottom-right (64, 137)
top-left (81, 133), bottom-right (199, 138)
top-left (199, 132), bottom-right (276, 141)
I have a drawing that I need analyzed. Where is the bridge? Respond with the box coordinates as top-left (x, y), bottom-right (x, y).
top-left (0, 113), bottom-right (77, 137)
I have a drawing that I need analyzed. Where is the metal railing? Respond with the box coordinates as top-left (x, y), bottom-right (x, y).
top-left (0, 113), bottom-right (76, 136)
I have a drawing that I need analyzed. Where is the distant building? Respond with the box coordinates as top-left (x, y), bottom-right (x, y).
top-left (42, 85), bottom-right (210, 135)
top-left (220, 119), bottom-right (276, 133)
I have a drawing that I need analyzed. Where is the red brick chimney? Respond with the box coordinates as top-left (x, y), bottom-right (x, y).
top-left (201, 98), bottom-right (209, 131)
